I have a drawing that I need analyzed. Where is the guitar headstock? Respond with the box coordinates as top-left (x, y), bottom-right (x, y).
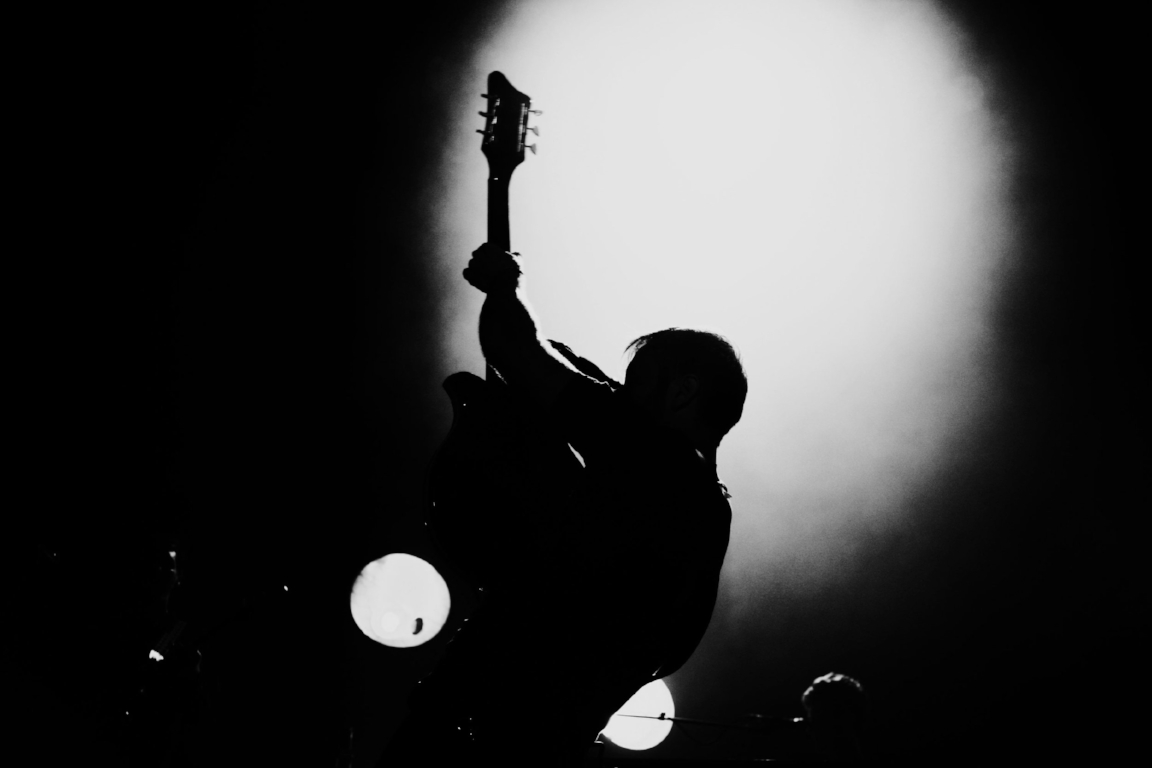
top-left (477, 71), bottom-right (540, 179)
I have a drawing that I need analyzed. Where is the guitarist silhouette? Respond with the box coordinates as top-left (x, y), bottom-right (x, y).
top-left (378, 73), bottom-right (747, 767)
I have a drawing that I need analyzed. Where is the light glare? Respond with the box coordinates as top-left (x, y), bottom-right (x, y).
top-left (349, 553), bottom-right (450, 648)
top-left (600, 678), bottom-right (675, 750)
top-left (430, 0), bottom-right (1014, 600)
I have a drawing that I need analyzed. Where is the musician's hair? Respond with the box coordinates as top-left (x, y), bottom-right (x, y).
top-left (625, 328), bottom-right (747, 441)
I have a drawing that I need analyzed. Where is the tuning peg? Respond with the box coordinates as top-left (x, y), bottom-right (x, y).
top-left (526, 144), bottom-right (537, 154)
top-left (480, 93), bottom-right (488, 98)
top-left (529, 109), bottom-right (543, 115)
top-left (527, 126), bottom-right (539, 136)
top-left (479, 111), bottom-right (490, 118)
top-left (476, 129), bottom-right (485, 135)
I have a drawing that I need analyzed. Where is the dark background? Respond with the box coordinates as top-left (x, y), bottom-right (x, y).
top-left (15, 1), bottom-right (1142, 764)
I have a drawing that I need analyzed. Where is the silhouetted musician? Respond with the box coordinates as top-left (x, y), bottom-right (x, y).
top-left (379, 243), bottom-right (747, 766)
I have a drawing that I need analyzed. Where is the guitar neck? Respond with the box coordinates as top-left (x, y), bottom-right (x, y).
top-left (478, 71), bottom-right (535, 385)
top-left (485, 174), bottom-right (512, 385)
top-left (487, 175), bottom-right (511, 252)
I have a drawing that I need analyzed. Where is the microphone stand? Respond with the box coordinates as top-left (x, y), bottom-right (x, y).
top-left (612, 712), bottom-right (805, 732)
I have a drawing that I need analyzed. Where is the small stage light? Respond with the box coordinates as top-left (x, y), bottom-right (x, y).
top-left (600, 678), bottom-right (675, 750)
top-left (349, 553), bottom-right (450, 648)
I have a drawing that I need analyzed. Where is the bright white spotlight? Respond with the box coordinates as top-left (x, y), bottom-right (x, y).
top-left (600, 678), bottom-right (675, 750)
top-left (434, 0), bottom-right (1015, 595)
top-left (349, 553), bottom-right (450, 648)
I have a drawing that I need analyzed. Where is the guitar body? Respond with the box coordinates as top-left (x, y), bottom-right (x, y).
top-left (424, 72), bottom-right (579, 592)
top-left (427, 370), bottom-right (583, 591)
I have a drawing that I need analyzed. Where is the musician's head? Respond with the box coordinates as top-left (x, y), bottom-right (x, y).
top-left (802, 672), bottom-right (865, 727)
top-left (801, 672), bottom-right (867, 760)
top-left (624, 328), bottom-right (747, 448)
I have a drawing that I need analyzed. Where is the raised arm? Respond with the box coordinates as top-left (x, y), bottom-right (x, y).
top-left (463, 243), bottom-right (577, 409)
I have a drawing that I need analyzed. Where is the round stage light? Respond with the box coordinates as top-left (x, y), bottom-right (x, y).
top-left (349, 553), bottom-right (450, 648)
top-left (600, 678), bottom-right (675, 750)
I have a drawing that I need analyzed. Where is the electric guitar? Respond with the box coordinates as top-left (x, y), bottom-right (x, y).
top-left (425, 72), bottom-right (583, 593)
